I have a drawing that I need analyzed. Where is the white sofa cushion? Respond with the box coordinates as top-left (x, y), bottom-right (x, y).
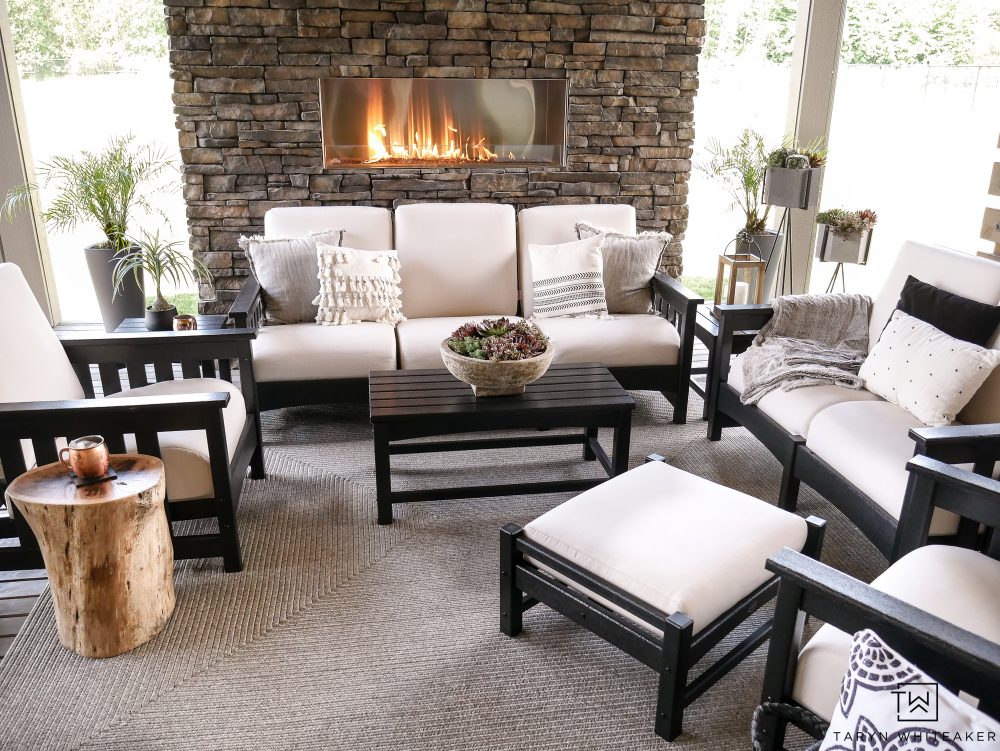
top-left (524, 460), bottom-right (808, 635)
top-left (396, 316), bottom-right (522, 370)
top-left (394, 203), bottom-right (518, 318)
top-left (264, 206), bottom-right (392, 250)
top-left (252, 322), bottom-right (397, 382)
top-left (860, 310), bottom-right (1000, 427)
top-left (805, 400), bottom-right (960, 535)
top-left (533, 314), bottom-right (680, 368)
top-left (0, 263), bottom-right (85, 404)
top-left (518, 204), bottom-right (637, 317)
top-left (727, 353), bottom-right (882, 438)
top-left (527, 236), bottom-right (609, 319)
top-left (315, 246), bottom-right (404, 326)
top-left (792, 545), bottom-right (1000, 721)
top-left (108, 378), bottom-right (246, 502)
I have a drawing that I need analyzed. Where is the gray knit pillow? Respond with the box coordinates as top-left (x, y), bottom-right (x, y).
top-left (576, 221), bottom-right (672, 314)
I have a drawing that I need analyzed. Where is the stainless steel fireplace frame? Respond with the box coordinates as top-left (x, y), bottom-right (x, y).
top-left (319, 77), bottom-right (569, 170)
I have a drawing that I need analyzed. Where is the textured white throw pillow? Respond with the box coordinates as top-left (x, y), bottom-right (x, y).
top-left (314, 244), bottom-right (404, 326)
top-left (860, 310), bottom-right (1000, 426)
top-left (240, 229), bottom-right (345, 325)
top-left (818, 629), bottom-right (1000, 751)
top-left (528, 235), bottom-right (609, 319)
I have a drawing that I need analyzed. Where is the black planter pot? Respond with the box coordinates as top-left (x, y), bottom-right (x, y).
top-left (84, 244), bottom-right (144, 332)
top-left (144, 305), bottom-right (178, 332)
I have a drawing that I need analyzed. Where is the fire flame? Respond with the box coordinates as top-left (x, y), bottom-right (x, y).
top-left (365, 85), bottom-right (499, 164)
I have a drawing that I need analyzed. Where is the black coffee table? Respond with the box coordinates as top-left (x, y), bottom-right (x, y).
top-left (369, 363), bottom-right (636, 525)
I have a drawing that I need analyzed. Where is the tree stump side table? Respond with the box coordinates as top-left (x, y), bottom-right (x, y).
top-left (4, 454), bottom-right (175, 658)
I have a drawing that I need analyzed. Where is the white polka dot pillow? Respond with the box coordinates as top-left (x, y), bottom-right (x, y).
top-left (859, 310), bottom-right (1000, 426)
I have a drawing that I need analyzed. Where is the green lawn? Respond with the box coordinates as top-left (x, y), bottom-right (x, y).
top-left (146, 293), bottom-right (198, 316)
top-left (680, 276), bottom-right (715, 302)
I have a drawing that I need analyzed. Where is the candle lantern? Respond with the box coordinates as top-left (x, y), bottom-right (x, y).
top-left (713, 252), bottom-right (766, 311)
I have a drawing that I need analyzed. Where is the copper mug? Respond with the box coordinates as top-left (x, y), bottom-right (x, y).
top-left (59, 435), bottom-right (111, 479)
top-left (173, 314), bottom-right (198, 331)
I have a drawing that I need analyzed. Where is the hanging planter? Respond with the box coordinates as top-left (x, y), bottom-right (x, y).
top-left (763, 144), bottom-right (827, 210)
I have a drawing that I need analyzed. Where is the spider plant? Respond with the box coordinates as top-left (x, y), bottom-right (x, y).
top-left (701, 128), bottom-right (771, 235)
top-left (113, 230), bottom-right (213, 312)
top-left (1, 134), bottom-right (174, 251)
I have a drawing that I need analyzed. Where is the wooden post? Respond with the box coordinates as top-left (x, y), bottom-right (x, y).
top-left (4, 455), bottom-right (174, 658)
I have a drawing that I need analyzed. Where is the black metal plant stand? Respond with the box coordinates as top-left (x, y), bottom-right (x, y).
top-left (825, 262), bottom-right (847, 293)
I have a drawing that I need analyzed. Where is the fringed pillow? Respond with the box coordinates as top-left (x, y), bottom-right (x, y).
top-left (314, 244), bottom-right (405, 326)
top-left (239, 229), bottom-right (345, 325)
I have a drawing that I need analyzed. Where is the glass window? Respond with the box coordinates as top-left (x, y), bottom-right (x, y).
top-left (684, 0), bottom-right (799, 294)
top-left (813, 0), bottom-right (1000, 294)
top-left (6, 0), bottom-right (187, 322)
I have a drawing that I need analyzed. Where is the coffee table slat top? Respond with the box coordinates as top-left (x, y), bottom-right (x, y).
top-left (370, 363), bottom-right (635, 420)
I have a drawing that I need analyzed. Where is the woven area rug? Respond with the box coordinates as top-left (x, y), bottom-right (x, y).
top-left (0, 392), bottom-right (886, 750)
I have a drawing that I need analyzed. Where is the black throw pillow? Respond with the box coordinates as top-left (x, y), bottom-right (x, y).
top-left (896, 275), bottom-right (1000, 346)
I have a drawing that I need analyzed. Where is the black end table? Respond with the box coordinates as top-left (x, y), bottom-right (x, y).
top-left (369, 363), bottom-right (636, 525)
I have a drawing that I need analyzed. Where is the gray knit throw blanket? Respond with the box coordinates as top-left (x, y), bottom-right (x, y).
top-left (740, 293), bottom-right (873, 405)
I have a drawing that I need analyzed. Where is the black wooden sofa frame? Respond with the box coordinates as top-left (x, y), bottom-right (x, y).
top-left (705, 303), bottom-right (1000, 560)
top-left (0, 328), bottom-right (264, 573)
top-left (499, 455), bottom-right (827, 741)
top-left (757, 455), bottom-right (1000, 750)
top-left (230, 273), bottom-right (704, 423)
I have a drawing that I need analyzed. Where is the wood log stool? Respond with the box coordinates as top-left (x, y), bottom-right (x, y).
top-left (4, 454), bottom-right (175, 658)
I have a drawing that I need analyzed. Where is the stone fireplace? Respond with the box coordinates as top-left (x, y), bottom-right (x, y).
top-left (164, 1), bottom-right (706, 313)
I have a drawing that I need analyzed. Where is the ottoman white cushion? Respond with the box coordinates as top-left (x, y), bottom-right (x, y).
top-left (524, 461), bottom-right (809, 634)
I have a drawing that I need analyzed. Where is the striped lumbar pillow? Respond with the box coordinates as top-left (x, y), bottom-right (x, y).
top-left (528, 235), bottom-right (610, 319)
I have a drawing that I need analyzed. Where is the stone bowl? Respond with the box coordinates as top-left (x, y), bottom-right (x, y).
top-left (439, 341), bottom-right (555, 397)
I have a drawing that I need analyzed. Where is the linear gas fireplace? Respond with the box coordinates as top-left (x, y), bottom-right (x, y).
top-left (320, 78), bottom-right (568, 169)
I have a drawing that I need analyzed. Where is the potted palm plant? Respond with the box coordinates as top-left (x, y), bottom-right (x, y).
top-left (112, 230), bottom-right (213, 331)
top-left (2, 135), bottom-right (174, 332)
top-left (702, 128), bottom-right (784, 292)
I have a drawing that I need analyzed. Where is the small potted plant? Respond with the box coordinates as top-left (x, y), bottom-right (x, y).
top-left (1, 135), bottom-right (174, 332)
top-left (814, 208), bottom-right (878, 265)
top-left (763, 138), bottom-right (827, 210)
top-left (112, 230), bottom-right (213, 331)
top-left (440, 318), bottom-right (554, 397)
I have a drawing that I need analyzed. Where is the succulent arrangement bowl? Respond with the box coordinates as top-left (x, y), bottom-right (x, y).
top-left (440, 318), bottom-right (554, 397)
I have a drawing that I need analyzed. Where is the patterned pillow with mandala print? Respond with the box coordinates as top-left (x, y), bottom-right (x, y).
top-left (817, 629), bottom-right (1000, 751)
top-left (314, 244), bottom-right (405, 326)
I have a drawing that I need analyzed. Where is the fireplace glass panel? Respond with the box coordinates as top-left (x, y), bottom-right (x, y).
top-left (320, 78), bottom-right (567, 169)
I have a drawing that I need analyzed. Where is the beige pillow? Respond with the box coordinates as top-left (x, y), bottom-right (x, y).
top-left (314, 244), bottom-right (404, 326)
top-left (528, 236), bottom-right (609, 319)
top-left (240, 230), bottom-right (345, 325)
top-left (576, 221), bottom-right (674, 314)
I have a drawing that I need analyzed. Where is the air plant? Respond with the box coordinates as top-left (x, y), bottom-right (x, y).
top-left (816, 208), bottom-right (878, 239)
top-left (112, 230), bottom-right (213, 311)
top-left (447, 318), bottom-right (550, 362)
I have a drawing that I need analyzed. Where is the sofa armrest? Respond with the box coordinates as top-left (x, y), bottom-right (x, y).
top-left (229, 275), bottom-right (263, 330)
top-left (909, 423), bottom-right (1000, 466)
top-left (762, 548), bottom-right (1000, 713)
top-left (651, 273), bottom-right (703, 310)
top-left (714, 303), bottom-right (774, 332)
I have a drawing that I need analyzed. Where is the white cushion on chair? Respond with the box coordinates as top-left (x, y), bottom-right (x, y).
top-left (727, 353), bottom-right (881, 438)
top-left (394, 203), bottom-right (518, 319)
top-left (517, 204), bottom-right (637, 317)
top-left (109, 378), bottom-right (246, 502)
top-left (0, 263), bottom-right (85, 404)
top-left (252, 322), bottom-right (397, 382)
top-left (805, 400), bottom-right (960, 535)
top-left (533, 314), bottom-right (680, 368)
top-left (792, 545), bottom-right (1000, 721)
top-left (264, 206), bottom-right (392, 250)
top-left (396, 316), bottom-right (522, 370)
top-left (524, 460), bottom-right (808, 634)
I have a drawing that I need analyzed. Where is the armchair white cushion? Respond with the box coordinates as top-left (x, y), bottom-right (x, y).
top-left (394, 203), bottom-right (518, 319)
top-left (110, 378), bottom-right (247, 501)
top-left (792, 545), bottom-right (1000, 721)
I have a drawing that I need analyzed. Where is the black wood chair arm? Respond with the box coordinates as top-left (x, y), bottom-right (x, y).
top-left (715, 303), bottom-right (774, 332)
top-left (766, 547), bottom-right (1000, 688)
top-left (909, 422), bottom-right (1000, 465)
top-left (57, 328), bottom-right (256, 365)
top-left (229, 275), bottom-right (262, 330)
top-left (0, 392), bottom-right (230, 439)
top-left (651, 273), bottom-right (703, 309)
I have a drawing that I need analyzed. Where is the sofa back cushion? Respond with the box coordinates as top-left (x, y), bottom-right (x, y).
top-left (394, 202), bottom-right (517, 318)
top-left (0, 263), bottom-right (85, 404)
top-left (264, 206), bottom-right (392, 250)
top-left (870, 240), bottom-right (1000, 424)
top-left (517, 205), bottom-right (637, 317)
